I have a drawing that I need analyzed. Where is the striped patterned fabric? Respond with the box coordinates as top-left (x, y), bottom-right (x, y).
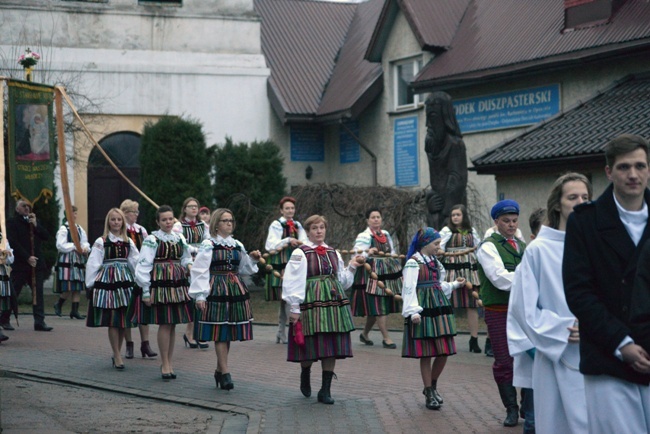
top-left (351, 236), bottom-right (402, 316)
top-left (265, 221), bottom-right (298, 301)
top-left (86, 238), bottom-right (135, 328)
top-left (402, 258), bottom-right (457, 358)
top-left (0, 263), bottom-right (10, 312)
top-left (55, 225), bottom-right (87, 293)
top-left (441, 231), bottom-right (479, 308)
top-left (133, 237), bottom-right (192, 325)
top-left (287, 245), bottom-right (354, 362)
top-left (195, 242), bottom-right (254, 342)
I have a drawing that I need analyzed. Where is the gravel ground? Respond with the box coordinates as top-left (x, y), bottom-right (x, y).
top-left (0, 375), bottom-right (230, 433)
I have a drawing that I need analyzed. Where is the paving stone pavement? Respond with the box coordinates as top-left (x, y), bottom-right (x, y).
top-left (0, 315), bottom-right (516, 433)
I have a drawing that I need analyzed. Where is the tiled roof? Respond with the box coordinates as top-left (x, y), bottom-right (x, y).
top-left (471, 74), bottom-right (650, 173)
top-left (366, 0), bottom-right (470, 61)
top-left (256, 0), bottom-right (383, 124)
top-left (414, 0), bottom-right (650, 91)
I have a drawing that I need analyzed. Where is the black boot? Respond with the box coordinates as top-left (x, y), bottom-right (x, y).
top-left (0, 330), bottom-right (8, 342)
top-left (54, 298), bottom-right (66, 317)
top-left (300, 366), bottom-right (311, 397)
top-left (423, 387), bottom-right (441, 410)
top-left (469, 336), bottom-right (482, 353)
top-left (484, 338), bottom-right (494, 357)
top-left (140, 340), bottom-right (158, 358)
top-left (70, 302), bottom-right (85, 319)
top-left (317, 371), bottom-right (336, 404)
top-left (125, 341), bottom-right (134, 359)
top-left (497, 383), bottom-right (519, 427)
top-left (431, 379), bottom-right (443, 404)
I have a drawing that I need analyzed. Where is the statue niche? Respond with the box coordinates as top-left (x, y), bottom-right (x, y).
top-left (424, 91), bottom-right (468, 230)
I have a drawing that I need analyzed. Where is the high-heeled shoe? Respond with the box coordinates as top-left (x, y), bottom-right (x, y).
top-left (111, 357), bottom-right (125, 370)
top-left (214, 370), bottom-right (222, 388)
top-left (169, 371), bottom-right (177, 380)
top-left (183, 334), bottom-right (198, 349)
top-left (140, 340), bottom-right (158, 358)
top-left (198, 341), bottom-right (209, 349)
top-left (125, 341), bottom-right (134, 359)
top-left (276, 331), bottom-right (288, 344)
top-left (161, 366), bottom-right (172, 380)
top-left (218, 372), bottom-right (234, 390)
top-left (382, 340), bottom-right (397, 349)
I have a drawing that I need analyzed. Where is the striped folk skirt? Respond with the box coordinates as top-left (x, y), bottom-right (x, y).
top-left (86, 261), bottom-right (135, 328)
top-left (264, 252), bottom-right (286, 301)
top-left (130, 262), bottom-right (192, 325)
top-left (54, 251), bottom-right (86, 293)
top-left (0, 264), bottom-right (10, 312)
top-left (442, 248), bottom-right (479, 308)
top-left (402, 283), bottom-right (456, 358)
top-left (350, 256), bottom-right (402, 317)
top-left (195, 272), bottom-right (253, 342)
top-left (287, 275), bottom-right (355, 362)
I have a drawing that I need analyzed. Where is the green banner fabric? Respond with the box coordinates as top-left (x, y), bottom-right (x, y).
top-left (7, 80), bottom-right (55, 205)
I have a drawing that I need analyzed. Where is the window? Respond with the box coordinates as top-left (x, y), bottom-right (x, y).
top-left (394, 58), bottom-right (423, 110)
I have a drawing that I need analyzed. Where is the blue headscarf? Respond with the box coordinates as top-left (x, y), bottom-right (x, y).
top-left (406, 227), bottom-right (441, 259)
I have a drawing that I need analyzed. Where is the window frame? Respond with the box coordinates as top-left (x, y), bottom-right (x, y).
top-left (393, 57), bottom-right (423, 111)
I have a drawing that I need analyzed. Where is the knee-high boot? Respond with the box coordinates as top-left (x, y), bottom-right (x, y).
top-left (317, 371), bottom-right (336, 404)
top-left (300, 366), bottom-right (311, 397)
top-left (497, 383), bottom-right (519, 427)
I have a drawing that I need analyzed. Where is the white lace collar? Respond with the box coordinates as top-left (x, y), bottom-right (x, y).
top-left (212, 234), bottom-right (237, 247)
top-left (152, 230), bottom-right (181, 242)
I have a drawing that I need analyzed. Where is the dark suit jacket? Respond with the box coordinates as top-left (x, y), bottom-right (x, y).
top-left (563, 184), bottom-right (650, 385)
top-left (630, 241), bottom-right (650, 353)
top-left (7, 212), bottom-right (49, 273)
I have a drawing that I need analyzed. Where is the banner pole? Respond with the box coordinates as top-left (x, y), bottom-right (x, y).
top-left (55, 88), bottom-right (81, 252)
top-left (0, 80), bottom-right (6, 253)
top-left (55, 86), bottom-right (158, 210)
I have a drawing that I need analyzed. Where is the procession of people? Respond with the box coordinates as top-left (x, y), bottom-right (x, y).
top-left (2, 133), bottom-right (650, 433)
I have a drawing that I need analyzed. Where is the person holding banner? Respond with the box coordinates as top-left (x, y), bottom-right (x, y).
top-left (85, 208), bottom-right (139, 370)
top-left (1, 199), bottom-right (51, 332)
top-left (54, 205), bottom-right (90, 320)
top-left (0, 234), bottom-right (14, 343)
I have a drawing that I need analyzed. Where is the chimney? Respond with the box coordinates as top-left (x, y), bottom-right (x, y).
top-left (564, 0), bottom-right (627, 30)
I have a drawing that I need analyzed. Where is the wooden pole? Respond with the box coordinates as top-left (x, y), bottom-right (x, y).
top-left (0, 79), bottom-right (6, 253)
top-left (54, 86), bottom-right (158, 209)
top-left (55, 88), bottom-right (81, 252)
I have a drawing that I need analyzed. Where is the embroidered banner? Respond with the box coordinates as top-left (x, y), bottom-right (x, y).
top-left (7, 80), bottom-right (55, 204)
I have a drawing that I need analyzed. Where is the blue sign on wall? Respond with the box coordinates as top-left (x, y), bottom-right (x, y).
top-left (339, 121), bottom-right (360, 164)
top-left (453, 84), bottom-right (560, 133)
top-left (394, 116), bottom-right (419, 187)
top-left (291, 125), bottom-right (324, 161)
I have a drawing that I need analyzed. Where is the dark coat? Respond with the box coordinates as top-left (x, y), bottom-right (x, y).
top-left (7, 212), bottom-right (49, 273)
top-left (563, 184), bottom-right (650, 385)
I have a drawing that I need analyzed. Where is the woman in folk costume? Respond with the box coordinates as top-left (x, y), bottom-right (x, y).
top-left (0, 234), bottom-right (13, 343)
top-left (351, 208), bottom-right (402, 349)
top-left (189, 208), bottom-right (261, 390)
top-left (264, 196), bottom-right (307, 344)
top-left (85, 208), bottom-right (139, 370)
top-left (282, 215), bottom-right (365, 405)
top-left (135, 205), bottom-right (193, 380)
top-left (439, 204), bottom-right (483, 353)
top-left (402, 227), bottom-right (465, 410)
top-left (508, 173), bottom-right (591, 434)
top-left (173, 197), bottom-right (210, 350)
top-left (120, 199), bottom-right (157, 359)
top-left (53, 205), bottom-right (90, 320)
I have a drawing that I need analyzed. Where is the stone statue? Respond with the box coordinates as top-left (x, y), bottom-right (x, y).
top-left (424, 91), bottom-right (468, 230)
